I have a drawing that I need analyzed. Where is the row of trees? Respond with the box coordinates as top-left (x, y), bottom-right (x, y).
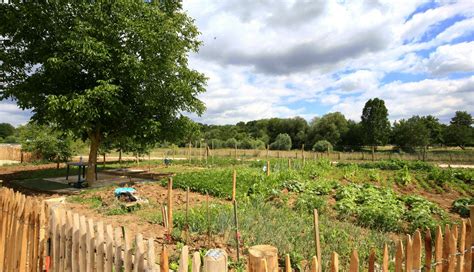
top-left (195, 99), bottom-right (474, 152)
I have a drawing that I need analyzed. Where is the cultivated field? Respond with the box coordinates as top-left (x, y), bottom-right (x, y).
top-left (3, 156), bottom-right (471, 270)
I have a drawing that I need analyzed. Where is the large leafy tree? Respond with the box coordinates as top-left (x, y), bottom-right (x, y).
top-left (0, 123), bottom-right (15, 139)
top-left (392, 116), bottom-right (430, 152)
top-left (307, 112), bottom-right (348, 147)
top-left (444, 111), bottom-right (473, 149)
top-left (360, 98), bottom-right (390, 150)
top-left (0, 1), bottom-right (206, 184)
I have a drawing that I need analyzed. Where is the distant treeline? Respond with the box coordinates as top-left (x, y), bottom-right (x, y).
top-left (194, 99), bottom-right (474, 152)
top-left (1, 98), bottom-right (473, 154)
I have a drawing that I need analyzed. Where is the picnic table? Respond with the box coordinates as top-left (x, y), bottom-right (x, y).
top-left (66, 161), bottom-right (97, 187)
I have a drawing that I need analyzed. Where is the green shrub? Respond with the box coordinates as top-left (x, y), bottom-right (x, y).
top-left (451, 198), bottom-right (474, 218)
top-left (269, 133), bottom-right (292, 150)
top-left (312, 140), bottom-right (333, 152)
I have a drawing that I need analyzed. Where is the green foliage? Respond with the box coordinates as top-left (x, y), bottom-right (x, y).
top-left (294, 193), bottom-right (327, 213)
top-left (1, 1), bottom-right (206, 181)
top-left (270, 133), bottom-right (292, 150)
top-left (395, 166), bottom-right (412, 186)
top-left (451, 198), bottom-right (474, 218)
top-left (340, 159), bottom-right (434, 171)
top-left (18, 123), bottom-right (75, 162)
top-left (334, 184), bottom-right (445, 232)
top-left (361, 98), bottom-right (391, 146)
top-left (312, 140), bottom-right (333, 152)
top-left (401, 195), bottom-right (447, 232)
top-left (307, 112), bottom-right (348, 146)
top-left (225, 138), bottom-right (239, 148)
top-left (392, 116), bottom-right (431, 152)
top-left (444, 111), bottom-right (474, 149)
top-left (0, 123), bottom-right (15, 139)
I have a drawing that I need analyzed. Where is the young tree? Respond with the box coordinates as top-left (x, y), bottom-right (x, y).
top-left (1, 2), bottom-right (206, 184)
top-left (444, 111), bottom-right (473, 149)
top-left (269, 133), bottom-right (292, 150)
top-left (360, 98), bottom-right (391, 153)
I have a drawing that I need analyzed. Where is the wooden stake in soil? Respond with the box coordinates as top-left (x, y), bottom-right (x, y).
top-left (167, 177), bottom-right (173, 236)
top-left (232, 169), bottom-right (237, 202)
top-left (313, 209), bottom-right (322, 272)
top-left (395, 240), bottom-right (404, 272)
top-left (206, 193), bottom-right (211, 246)
top-left (266, 161), bottom-right (270, 176)
top-left (233, 200), bottom-right (240, 261)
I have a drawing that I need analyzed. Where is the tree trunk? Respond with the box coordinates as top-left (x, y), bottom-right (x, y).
top-left (87, 131), bottom-right (100, 185)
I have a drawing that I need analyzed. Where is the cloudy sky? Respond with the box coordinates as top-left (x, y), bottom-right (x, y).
top-left (1, 0), bottom-right (473, 126)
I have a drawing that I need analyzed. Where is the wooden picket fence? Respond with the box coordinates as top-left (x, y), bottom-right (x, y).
top-left (1, 187), bottom-right (473, 271)
top-left (0, 187), bottom-right (46, 272)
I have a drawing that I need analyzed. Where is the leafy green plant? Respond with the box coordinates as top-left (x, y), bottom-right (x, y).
top-left (451, 198), bottom-right (474, 218)
top-left (294, 193), bottom-right (327, 214)
top-left (395, 166), bottom-right (411, 185)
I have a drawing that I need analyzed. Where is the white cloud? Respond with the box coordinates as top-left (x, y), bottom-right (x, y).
top-left (332, 76), bottom-right (474, 122)
top-left (425, 42), bottom-right (474, 75)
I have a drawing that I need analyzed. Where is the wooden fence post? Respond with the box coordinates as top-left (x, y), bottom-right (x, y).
top-left (331, 252), bottom-right (339, 272)
top-left (368, 248), bottom-right (376, 272)
top-left (114, 227), bottom-right (123, 272)
top-left (313, 209), bottom-right (322, 272)
top-left (192, 251), bottom-right (201, 272)
top-left (406, 235), bottom-right (413, 272)
top-left (266, 161), bottom-right (270, 176)
top-left (413, 230), bottom-right (422, 271)
top-left (96, 221), bottom-right (104, 272)
top-left (383, 244), bottom-right (389, 272)
top-left (311, 256), bottom-right (318, 272)
top-left (160, 246), bottom-right (169, 272)
top-left (285, 254), bottom-right (291, 272)
top-left (178, 245), bottom-right (189, 272)
top-left (464, 219), bottom-right (472, 272)
top-left (349, 250), bottom-right (359, 272)
top-left (458, 220), bottom-right (466, 272)
top-left (443, 225), bottom-right (451, 272)
top-left (204, 249), bottom-right (227, 272)
top-left (435, 226), bottom-right (443, 272)
top-left (425, 228), bottom-right (433, 272)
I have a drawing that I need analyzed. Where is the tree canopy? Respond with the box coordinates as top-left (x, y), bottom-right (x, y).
top-left (361, 98), bottom-right (391, 147)
top-left (444, 111), bottom-right (473, 149)
top-left (1, 1), bottom-right (206, 183)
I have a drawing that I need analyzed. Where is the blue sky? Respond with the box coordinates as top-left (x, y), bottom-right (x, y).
top-left (182, 0), bottom-right (474, 124)
top-left (1, 0), bottom-right (473, 126)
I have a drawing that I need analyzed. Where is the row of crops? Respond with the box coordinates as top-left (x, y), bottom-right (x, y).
top-left (160, 159), bottom-right (471, 268)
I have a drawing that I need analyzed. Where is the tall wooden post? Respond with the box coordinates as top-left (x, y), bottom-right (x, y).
top-left (266, 161), bottom-right (270, 176)
top-left (313, 209), bottom-right (322, 272)
top-left (232, 170), bottom-right (237, 202)
top-left (167, 178), bottom-right (173, 235)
